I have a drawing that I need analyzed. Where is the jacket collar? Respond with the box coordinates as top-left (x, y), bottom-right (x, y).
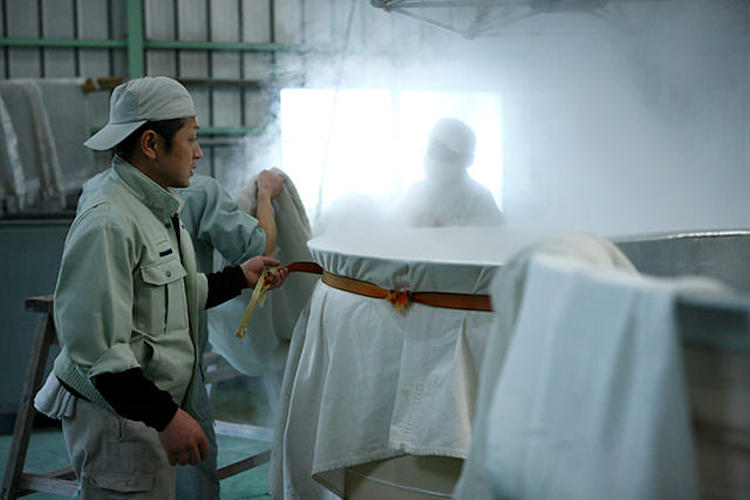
top-left (112, 154), bottom-right (184, 223)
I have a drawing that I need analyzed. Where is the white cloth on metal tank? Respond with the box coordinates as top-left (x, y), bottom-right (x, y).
top-left (207, 168), bottom-right (318, 375)
top-left (269, 230), bottom-right (500, 499)
top-left (455, 244), bottom-right (725, 499)
top-left (454, 232), bottom-right (638, 499)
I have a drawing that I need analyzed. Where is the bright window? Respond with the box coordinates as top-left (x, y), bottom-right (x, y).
top-left (280, 88), bottom-right (502, 222)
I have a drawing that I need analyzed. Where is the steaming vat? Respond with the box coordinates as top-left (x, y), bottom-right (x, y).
top-left (271, 225), bottom-right (549, 498)
top-left (271, 227), bottom-right (750, 498)
top-left (614, 229), bottom-right (750, 295)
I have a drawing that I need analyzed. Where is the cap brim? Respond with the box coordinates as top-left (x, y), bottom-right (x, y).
top-left (83, 120), bottom-right (147, 151)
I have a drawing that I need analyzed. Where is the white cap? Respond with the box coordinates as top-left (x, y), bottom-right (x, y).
top-left (84, 76), bottom-right (196, 151)
top-left (428, 117), bottom-right (476, 156)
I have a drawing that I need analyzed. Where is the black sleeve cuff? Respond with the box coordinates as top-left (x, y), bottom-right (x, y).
top-left (93, 368), bottom-right (179, 432)
top-left (205, 265), bottom-right (247, 309)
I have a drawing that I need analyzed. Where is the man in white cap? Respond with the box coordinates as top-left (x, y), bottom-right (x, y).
top-left (50, 76), bottom-right (287, 498)
top-left (400, 117), bottom-right (503, 227)
top-left (75, 97), bottom-right (286, 498)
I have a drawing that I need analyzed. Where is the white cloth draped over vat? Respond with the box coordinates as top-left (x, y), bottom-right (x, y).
top-left (269, 226), bottom-right (551, 499)
top-left (454, 234), bottom-right (729, 500)
top-left (207, 168), bottom-right (318, 375)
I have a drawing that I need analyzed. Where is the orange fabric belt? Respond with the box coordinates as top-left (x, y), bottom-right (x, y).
top-left (282, 261), bottom-right (493, 312)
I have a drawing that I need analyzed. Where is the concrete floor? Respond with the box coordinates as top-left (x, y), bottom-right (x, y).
top-left (0, 375), bottom-right (275, 499)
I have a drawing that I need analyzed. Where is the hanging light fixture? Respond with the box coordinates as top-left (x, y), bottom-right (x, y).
top-left (370, 0), bottom-right (655, 38)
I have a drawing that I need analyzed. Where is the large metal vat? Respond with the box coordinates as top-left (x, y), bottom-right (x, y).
top-left (616, 229), bottom-right (750, 497)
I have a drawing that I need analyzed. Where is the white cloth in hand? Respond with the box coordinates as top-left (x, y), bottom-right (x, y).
top-left (208, 168), bottom-right (318, 375)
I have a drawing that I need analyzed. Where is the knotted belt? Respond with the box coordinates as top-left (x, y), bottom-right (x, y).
top-left (282, 261), bottom-right (493, 312)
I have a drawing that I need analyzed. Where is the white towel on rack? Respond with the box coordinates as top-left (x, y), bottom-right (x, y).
top-left (22, 81), bottom-right (65, 209)
top-left (0, 93), bottom-right (25, 212)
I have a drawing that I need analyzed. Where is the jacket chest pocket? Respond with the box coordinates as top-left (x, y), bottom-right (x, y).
top-left (133, 258), bottom-right (189, 335)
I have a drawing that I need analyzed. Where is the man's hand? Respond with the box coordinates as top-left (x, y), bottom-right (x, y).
top-left (158, 408), bottom-right (210, 466)
top-left (257, 170), bottom-right (285, 200)
top-left (256, 170), bottom-right (284, 256)
top-left (239, 256), bottom-right (289, 288)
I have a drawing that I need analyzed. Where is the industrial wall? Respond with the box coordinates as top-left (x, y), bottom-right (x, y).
top-left (1, 0), bottom-right (750, 417)
top-left (0, 0), bottom-right (747, 233)
top-left (0, 0), bottom-right (428, 212)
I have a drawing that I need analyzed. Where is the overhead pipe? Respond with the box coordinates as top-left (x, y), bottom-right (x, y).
top-left (146, 40), bottom-right (300, 53)
top-left (0, 37), bottom-right (313, 54)
top-left (0, 38), bottom-right (126, 49)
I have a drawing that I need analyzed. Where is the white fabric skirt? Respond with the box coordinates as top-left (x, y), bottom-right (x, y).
top-left (270, 226), bottom-right (547, 499)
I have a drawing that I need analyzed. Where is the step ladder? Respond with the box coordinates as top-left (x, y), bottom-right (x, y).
top-left (1, 295), bottom-right (271, 499)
